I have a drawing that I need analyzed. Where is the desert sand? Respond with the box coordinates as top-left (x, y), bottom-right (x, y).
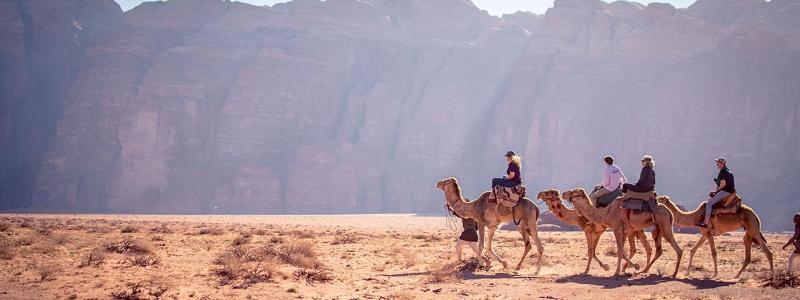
top-left (0, 213), bottom-right (796, 299)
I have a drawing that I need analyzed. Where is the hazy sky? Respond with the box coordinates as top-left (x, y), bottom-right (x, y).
top-left (117, 0), bottom-right (699, 15)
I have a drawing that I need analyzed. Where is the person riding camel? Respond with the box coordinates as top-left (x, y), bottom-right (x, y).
top-left (490, 151), bottom-right (522, 199)
top-left (590, 155), bottom-right (628, 203)
top-left (622, 155), bottom-right (655, 194)
top-left (698, 157), bottom-right (736, 228)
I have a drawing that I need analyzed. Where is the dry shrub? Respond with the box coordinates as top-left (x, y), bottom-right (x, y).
top-left (331, 234), bottom-right (359, 245)
top-left (111, 280), bottom-right (169, 300)
top-left (290, 230), bottom-right (313, 239)
top-left (269, 236), bottom-right (285, 244)
top-left (105, 239), bottom-right (154, 254)
top-left (0, 222), bottom-right (11, 232)
top-left (762, 270), bottom-right (800, 289)
top-left (37, 227), bottom-right (52, 236)
top-left (400, 251), bottom-right (417, 268)
top-left (231, 233), bottom-right (251, 246)
top-left (280, 241), bottom-right (320, 269)
top-left (212, 248), bottom-right (278, 288)
top-left (150, 225), bottom-right (172, 234)
top-left (426, 259), bottom-right (479, 283)
top-left (36, 262), bottom-right (60, 281)
top-left (0, 238), bottom-right (13, 260)
top-left (120, 225), bottom-right (139, 233)
top-left (252, 229), bottom-right (268, 236)
top-left (196, 228), bottom-right (223, 236)
top-left (80, 247), bottom-right (107, 267)
top-left (51, 234), bottom-right (69, 245)
top-left (15, 234), bottom-right (34, 246)
top-left (127, 255), bottom-right (161, 267)
top-left (293, 268), bottom-right (333, 285)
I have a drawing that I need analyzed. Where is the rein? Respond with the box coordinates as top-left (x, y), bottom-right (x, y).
top-left (444, 204), bottom-right (460, 230)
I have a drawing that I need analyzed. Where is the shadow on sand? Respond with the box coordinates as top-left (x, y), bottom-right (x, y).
top-left (382, 271), bottom-right (535, 280)
top-left (555, 274), bottom-right (736, 289)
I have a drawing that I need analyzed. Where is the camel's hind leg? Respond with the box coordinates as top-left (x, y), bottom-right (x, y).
top-left (747, 225), bottom-right (774, 278)
top-left (591, 230), bottom-right (610, 272)
top-left (735, 234), bottom-right (753, 278)
top-left (528, 222), bottom-right (544, 275)
top-left (643, 226), bottom-right (663, 273)
top-left (612, 229), bottom-right (637, 276)
top-left (686, 234), bottom-right (708, 277)
top-left (622, 233), bottom-right (641, 272)
top-left (485, 226), bottom-right (508, 269)
top-left (707, 234), bottom-right (719, 277)
top-left (658, 223), bottom-right (683, 277)
top-left (584, 230), bottom-right (608, 274)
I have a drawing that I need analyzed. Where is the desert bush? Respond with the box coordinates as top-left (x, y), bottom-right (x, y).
top-left (120, 225), bottom-right (138, 233)
top-left (231, 233), bottom-right (251, 246)
top-left (36, 262), bottom-right (59, 281)
top-left (105, 239), bottom-right (154, 254)
top-left (762, 270), bottom-right (800, 289)
top-left (331, 234), bottom-right (360, 245)
top-left (0, 238), bottom-right (13, 260)
top-left (150, 225), bottom-right (172, 234)
top-left (111, 280), bottom-right (169, 300)
top-left (269, 236), bottom-right (285, 244)
top-left (290, 230), bottom-right (313, 239)
top-left (37, 227), bottom-right (52, 236)
top-left (79, 247), bottom-right (107, 267)
top-left (280, 241), bottom-right (320, 268)
top-left (127, 255), bottom-right (161, 267)
top-left (293, 268), bottom-right (333, 285)
top-left (0, 222), bottom-right (10, 232)
top-left (14, 234), bottom-right (34, 246)
top-left (252, 229), bottom-right (267, 236)
top-left (425, 259), bottom-right (479, 283)
top-left (213, 248), bottom-right (278, 288)
top-left (51, 233), bottom-right (69, 245)
top-left (196, 228), bottom-right (223, 236)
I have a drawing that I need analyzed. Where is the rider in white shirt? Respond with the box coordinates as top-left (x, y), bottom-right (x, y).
top-left (590, 155), bottom-right (628, 203)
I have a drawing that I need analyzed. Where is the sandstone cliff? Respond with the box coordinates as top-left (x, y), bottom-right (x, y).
top-left (1, 0), bottom-right (798, 230)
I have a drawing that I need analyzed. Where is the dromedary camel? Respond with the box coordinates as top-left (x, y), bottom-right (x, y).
top-left (537, 189), bottom-right (652, 274)
top-left (436, 177), bottom-right (544, 273)
top-left (656, 195), bottom-right (774, 278)
top-left (562, 188), bottom-right (683, 277)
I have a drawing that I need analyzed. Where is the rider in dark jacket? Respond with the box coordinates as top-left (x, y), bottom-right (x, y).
top-left (622, 155), bottom-right (655, 193)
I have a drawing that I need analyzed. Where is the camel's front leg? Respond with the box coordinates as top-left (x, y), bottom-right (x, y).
top-left (612, 229), bottom-right (636, 276)
top-left (515, 225), bottom-right (532, 271)
top-left (686, 233), bottom-right (707, 277)
top-left (582, 230), bottom-right (596, 274)
top-left (707, 234), bottom-right (718, 277)
top-left (477, 225), bottom-right (491, 266)
top-left (529, 222), bottom-right (544, 275)
top-left (485, 226), bottom-right (508, 269)
top-left (590, 229), bottom-right (610, 272)
top-left (622, 232), bottom-right (640, 272)
top-left (735, 234), bottom-right (753, 278)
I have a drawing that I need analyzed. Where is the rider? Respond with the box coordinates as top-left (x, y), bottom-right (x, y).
top-left (492, 151), bottom-right (522, 189)
top-left (699, 157), bottom-right (735, 228)
top-left (622, 155), bottom-right (655, 193)
top-left (590, 155), bottom-right (627, 203)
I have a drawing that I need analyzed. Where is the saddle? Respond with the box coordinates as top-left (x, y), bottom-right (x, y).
top-left (493, 184), bottom-right (527, 208)
top-left (621, 191), bottom-right (657, 214)
top-left (710, 193), bottom-right (741, 216)
top-left (596, 188), bottom-right (623, 208)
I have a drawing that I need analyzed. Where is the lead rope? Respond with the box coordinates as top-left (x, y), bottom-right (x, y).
top-left (444, 204), bottom-right (459, 230)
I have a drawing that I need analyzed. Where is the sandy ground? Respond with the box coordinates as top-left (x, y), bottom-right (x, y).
top-left (0, 213), bottom-right (796, 299)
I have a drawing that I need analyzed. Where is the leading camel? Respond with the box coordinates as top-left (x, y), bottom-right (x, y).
top-left (563, 188), bottom-right (683, 277)
top-left (656, 195), bottom-right (774, 278)
top-left (537, 189), bottom-right (652, 274)
top-left (436, 177), bottom-right (544, 273)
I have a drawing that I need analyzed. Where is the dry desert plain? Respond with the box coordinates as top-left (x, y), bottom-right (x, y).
top-left (0, 213), bottom-right (797, 299)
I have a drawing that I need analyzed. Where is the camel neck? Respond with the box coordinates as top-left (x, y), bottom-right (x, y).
top-left (445, 188), bottom-right (476, 219)
top-left (660, 198), bottom-right (699, 227)
top-left (550, 201), bottom-right (581, 224)
top-left (571, 196), bottom-right (610, 224)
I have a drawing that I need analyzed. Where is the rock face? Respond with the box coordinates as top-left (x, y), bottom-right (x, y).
top-left (0, 0), bottom-right (122, 209)
top-left (1, 0), bottom-right (799, 230)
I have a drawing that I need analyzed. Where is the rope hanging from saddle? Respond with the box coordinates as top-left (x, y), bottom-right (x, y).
top-left (444, 204), bottom-right (460, 230)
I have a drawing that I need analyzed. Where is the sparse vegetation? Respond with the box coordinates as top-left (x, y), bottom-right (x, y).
top-left (80, 247), bottom-right (107, 267)
top-left (111, 280), bottom-right (169, 300)
top-left (120, 225), bottom-right (139, 233)
top-left (126, 255), bottom-right (161, 267)
top-left (0, 238), bottom-right (13, 260)
top-left (0, 222), bottom-right (11, 232)
top-left (231, 233), bottom-right (251, 246)
top-left (36, 262), bottom-right (59, 281)
top-left (293, 268), bottom-right (334, 285)
top-left (105, 239), bottom-right (155, 254)
top-left (331, 234), bottom-right (360, 245)
top-left (196, 228), bottom-right (223, 236)
top-left (762, 270), bottom-right (800, 289)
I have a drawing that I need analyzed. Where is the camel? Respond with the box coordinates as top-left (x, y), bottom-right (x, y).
top-left (436, 177), bottom-right (544, 273)
top-left (656, 195), bottom-right (774, 278)
top-left (537, 189), bottom-right (652, 275)
top-left (562, 188), bottom-right (683, 277)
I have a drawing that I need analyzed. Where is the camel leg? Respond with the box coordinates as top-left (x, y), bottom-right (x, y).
top-left (658, 224), bottom-right (683, 277)
top-left (622, 233), bottom-right (641, 271)
top-left (686, 234), bottom-right (708, 277)
top-left (477, 225), bottom-right (491, 266)
top-left (529, 223), bottom-right (544, 275)
top-left (583, 230), bottom-right (596, 274)
top-left (636, 230), bottom-right (652, 272)
top-left (643, 226), bottom-right (663, 273)
top-left (612, 229), bottom-right (635, 276)
top-left (515, 225), bottom-right (532, 271)
top-left (591, 230), bottom-right (610, 272)
top-left (753, 231), bottom-right (774, 279)
top-left (707, 234), bottom-right (718, 278)
top-left (485, 226), bottom-right (508, 269)
top-left (735, 234), bottom-right (753, 278)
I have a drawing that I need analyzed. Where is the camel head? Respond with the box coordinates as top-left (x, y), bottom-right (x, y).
top-left (435, 177), bottom-right (458, 191)
top-left (561, 188), bottom-right (588, 205)
top-left (656, 195), bottom-right (672, 206)
top-left (537, 189), bottom-right (562, 211)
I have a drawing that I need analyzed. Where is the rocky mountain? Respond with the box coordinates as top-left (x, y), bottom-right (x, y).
top-left (1, 0), bottom-right (798, 230)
